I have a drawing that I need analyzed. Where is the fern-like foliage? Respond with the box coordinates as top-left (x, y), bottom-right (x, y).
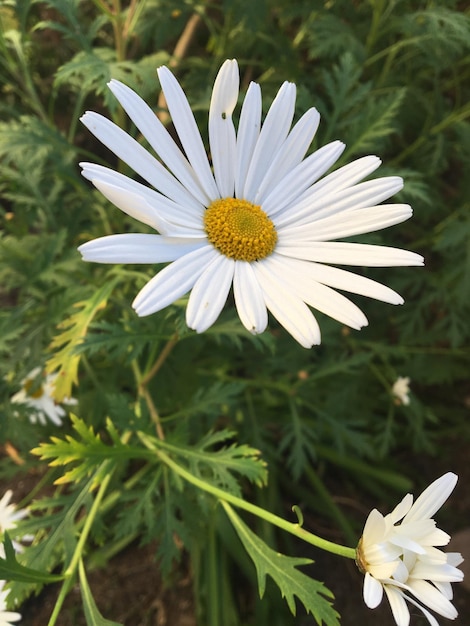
top-left (140, 429), bottom-right (268, 495)
top-left (46, 278), bottom-right (119, 400)
top-left (224, 503), bottom-right (340, 625)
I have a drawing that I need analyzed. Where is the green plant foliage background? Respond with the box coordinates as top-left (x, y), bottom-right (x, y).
top-left (0, 1), bottom-right (469, 624)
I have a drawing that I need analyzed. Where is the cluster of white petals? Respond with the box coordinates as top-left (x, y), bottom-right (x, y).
top-left (0, 491), bottom-right (28, 543)
top-left (10, 367), bottom-right (77, 426)
top-left (392, 376), bottom-right (411, 405)
top-left (0, 491), bottom-right (29, 625)
top-left (78, 59), bottom-right (423, 347)
top-left (357, 473), bottom-right (464, 626)
top-left (0, 581), bottom-right (21, 626)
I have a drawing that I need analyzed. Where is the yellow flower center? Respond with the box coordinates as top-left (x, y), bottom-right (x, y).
top-left (204, 198), bottom-right (277, 262)
top-left (24, 378), bottom-right (44, 399)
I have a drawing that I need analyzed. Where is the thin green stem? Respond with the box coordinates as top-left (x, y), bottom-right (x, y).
top-left (140, 334), bottom-right (179, 387)
top-left (47, 462), bottom-right (114, 626)
top-left (208, 517), bottom-right (219, 626)
top-left (134, 334), bottom-right (179, 438)
top-left (365, 0), bottom-right (385, 56)
top-left (392, 103), bottom-right (470, 165)
top-left (153, 447), bottom-right (356, 560)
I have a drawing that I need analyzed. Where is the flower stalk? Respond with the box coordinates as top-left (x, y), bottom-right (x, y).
top-left (150, 443), bottom-right (356, 560)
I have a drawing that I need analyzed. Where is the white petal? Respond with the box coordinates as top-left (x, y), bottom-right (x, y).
top-left (387, 493), bottom-right (414, 525)
top-left (383, 586), bottom-right (411, 626)
top-left (276, 241), bottom-right (424, 267)
top-left (275, 176), bottom-right (404, 229)
top-left (363, 509), bottom-right (387, 545)
top-left (132, 245), bottom-right (217, 316)
top-left (262, 140), bottom-right (345, 217)
top-left (80, 112), bottom-right (201, 210)
top-left (233, 262), bottom-right (268, 334)
top-left (407, 579), bottom-right (458, 619)
top-left (290, 261), bottom-right (404, 304)
top-left (108, 79), bottom-right (209, 205)
top-left (157, 66), bottom-right (219, 199)
top-left (80, 163), bottom-right (205, 231)
top-left (446, 552), bottom-right (464, 568)
top-left (389, 533), bottom-right (428, 555)
top-left (235, 82), bottom-right (262, 196)
top-left (253, 260), bottom-right (321, 347)
top-left (410, 561), bottom-right (464, 583)
top-left (433, 580), bottom-right (453, 600)
top-left (255, 107), bottom-right (320, 204)
top-left (186, 254), bottom-right (235, 332)
top-left (303, 155), bottom-right (383, 202)
top-left (78, 234), bottom-right (206, 264)
top-left (209, 59), bottom-right (239, 198)
top-left (369, 561), bottom-right (402, 579)
top-left (363, 572), bottom-right (384, 609)
top-left (280, 204), bottom-right (413, 242)
top-left (404, 473), bottom-right (458, 523)
top-left (41, 398), bottom-right (65, 426)
top-left (400, 593), bottom-right (441, 626)
top-left (242, 82), bottom-right (297, 201)
top-left (264, 254), bottom-right (368, 329)
top-left (89, 177), bottom-right (159, 230)
top-left (0, 611), bottom-right (21, 623)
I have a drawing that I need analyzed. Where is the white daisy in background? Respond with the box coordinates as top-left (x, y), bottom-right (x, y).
top-left (0, 490), bottom-right (30, 554)
top-left (0, 580), bottom-right (21, 625)
top-left (78, 59), bottom-right (423, 348)
top-left (356, 472), bottom-right (464, 625)
top-left (392, 376), bottom-right (411, 405)
top-left (10, 367), bottom-right (77, 426)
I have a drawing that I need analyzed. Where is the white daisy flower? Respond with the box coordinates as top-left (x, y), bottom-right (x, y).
top-left (11, 367), bottom-right (77, 426)
top-left (78, 59), bottom-right (423, 347)
top-left (357, 473), bottom-right (464, 626)
top-left (0, 581), bottom-right (21, 626)
top-left (0, 491), bottom-right (31, 554)
top-left (392, 376), bottom-right (411, 405)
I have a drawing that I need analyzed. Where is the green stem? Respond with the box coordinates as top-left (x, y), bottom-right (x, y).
top-left (47, 462), bottom-right (114, 626)
top-left (392, 103), bottom-right (470, 165)
top-left (208, 517), bottom-right (219, 626)
top-left (140, 334), bottom-right (179, 387)
top-left (365, 0), bottom-right (385, 55)
top-left (153, 447), bottom-right (356, 560)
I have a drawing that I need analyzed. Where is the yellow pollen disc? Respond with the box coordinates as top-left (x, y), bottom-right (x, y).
top-left (204, 198), bottom-right (277, 262)
top-left (24, 378), bottom-right (44, 399)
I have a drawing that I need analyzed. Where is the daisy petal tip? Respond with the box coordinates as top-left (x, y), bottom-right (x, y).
top-left (363, 574), bottom-right (383, 609)
top-left (132, 302), bottom-right (148, 318)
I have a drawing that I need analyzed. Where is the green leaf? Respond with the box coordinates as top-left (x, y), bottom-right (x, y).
top-left (223, 503), bottom-right (340, 626)
top-left (140, 429), bottom-right (268, 495)
top-left (79, 559), bottom-right (122, 626)
top-left (31, 415), bottom-right (126, 486)
top-left (45, 278), bottom-right (119, 400)
top-left (0, 533), bottom-right (63, 583)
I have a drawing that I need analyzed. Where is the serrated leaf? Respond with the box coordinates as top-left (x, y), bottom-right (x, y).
top-left (45, 278), bottom-right (119, 400)
top-left (7, 483), bottom-right (92, 604)
top-left (223, 504), bottom-right (340, 626)
top-left (345, 88), bottom-right (406, 156)
top-left (31, 415), bottom-right (124, 486)
top-left (54, 48), bottom-right (134, 95)
top-left (165, 382), bottom-right (244, 421)
top-left (79, 559), bottom-right (122, 626)
top-left (140, 429), bottom-right (268, 495)
top-left (0, 533), bottom-right (63, 583)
